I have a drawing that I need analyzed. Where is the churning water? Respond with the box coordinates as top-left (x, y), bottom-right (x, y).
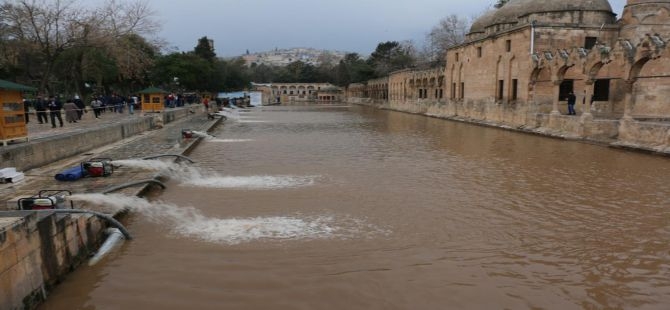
top-left (70, 193), bottom-right (382, 245)
top-left (111, 159), bottom-right (316, 189)
top-left (42, 105), bottom-right (670, 310)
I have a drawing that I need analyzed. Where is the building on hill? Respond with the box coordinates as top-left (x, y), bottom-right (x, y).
top-left (346, 0), bottom-right (670, 154)
top-left (242, 48), bottom-right (347, 67)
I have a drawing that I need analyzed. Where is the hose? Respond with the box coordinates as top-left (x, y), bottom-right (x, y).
top-left (36, 209), bottom-right (132, 240)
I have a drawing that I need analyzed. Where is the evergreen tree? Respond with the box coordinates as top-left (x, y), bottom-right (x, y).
top-left (194, 36), bottom-right (216, 62)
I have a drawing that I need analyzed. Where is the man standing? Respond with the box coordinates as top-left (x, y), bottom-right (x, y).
top-left (23, 99), bottom-right (30, 123)
top-left (34, 96), bottom-right (48, 124)
top-left (47, 96), bottom-right (63, 128)
top-left (73, 95), bottom-right (85, 120)
top-left (567, 91), bottom-right (576, 115)
top-left (91, 96), bottom-right (102, 119)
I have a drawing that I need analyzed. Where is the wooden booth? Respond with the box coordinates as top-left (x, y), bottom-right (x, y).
top-left (138, 87), bottom-right (167, 113)
top-left (0, 79), bottom-right (35, 146)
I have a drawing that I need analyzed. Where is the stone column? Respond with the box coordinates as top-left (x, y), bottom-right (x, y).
top-left (622, 79), bottom-right (635, 119)
top-left (551, 80), bottom-right (561, 115)
top-left (581, 80), bottom-right (594, 119)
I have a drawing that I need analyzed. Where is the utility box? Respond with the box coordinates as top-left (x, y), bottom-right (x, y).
top-left (138, 86), bottom-right (167, 113)
top-left (0, 79), bottom-right (35, 146)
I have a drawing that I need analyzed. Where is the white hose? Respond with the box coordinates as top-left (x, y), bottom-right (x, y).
top-left (88, 228), bottom-right (126, 266)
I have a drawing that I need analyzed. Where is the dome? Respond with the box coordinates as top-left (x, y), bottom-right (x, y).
top-left (489, 0), bottom-right (614, 26)
top-left (469, 10), bottom-right (496, 34)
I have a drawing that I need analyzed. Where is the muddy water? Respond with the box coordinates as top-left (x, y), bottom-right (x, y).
top-left (41, 105), bottom-right (670, 309)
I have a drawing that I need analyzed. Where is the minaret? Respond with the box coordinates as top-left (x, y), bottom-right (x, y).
top-left (620, 0), bottom-right (670, 38)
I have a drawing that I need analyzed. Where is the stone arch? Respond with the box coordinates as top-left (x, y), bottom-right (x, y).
top-left (587, 61), bottom-right (606, 81)
top-left (529, 66), bottom-right (553, 111)
top-left (508, 55), bottom-right (517, 102)
top-left (495, 55), bottom-right (504, 100)
top-left (458, 62), bottom-right (464, 99)
top-left (628, 56), bottom-right (651, 81)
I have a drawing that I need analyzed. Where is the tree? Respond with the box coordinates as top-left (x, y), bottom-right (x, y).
top-left (368, 41), bottom-right (415, 77)
top-left (425, 14), bottom-right (468, 66)
top-left (1, 0), bottom-right (159, 94)
top-left (150, 52), bottom-right (212, 91)
top-left (494, 0), bottom-right (510, 9)
top-left (194, 36), bottom-right (216, 62)
top-left (334, 53), bottom-right (374, 86)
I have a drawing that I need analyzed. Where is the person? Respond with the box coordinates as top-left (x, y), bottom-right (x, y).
top-left (63, 99), bottom-right (78, 123)
top-left (47, 96), bottom-right (63, 128)
top-left (73, 95), bottom-right (85, 120)
top-left (91, 96), bottom-right (102, 119)
top-left (23, 99), bottom-right (30, 123)
top-left (203, 97), bottom-right (209, 112)
top-left (34, 96), bottom-right (48, 124)
top-left (129, 94), bottom-right (137, 115)
top-left (566, 91), bottom-right (576, 115)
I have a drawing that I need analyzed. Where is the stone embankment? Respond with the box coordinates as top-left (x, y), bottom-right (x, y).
top-left (350, 98), bottom-right (670, 157)
top-left (0, 106), bottom-right (223, 310)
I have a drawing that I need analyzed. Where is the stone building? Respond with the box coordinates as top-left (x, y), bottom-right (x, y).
top-left (252, 83), bottom-right (342, 104)
top-left (347, 0), bottom-right (670, 154)
top-left (389, 68), bottom-right (446, 112)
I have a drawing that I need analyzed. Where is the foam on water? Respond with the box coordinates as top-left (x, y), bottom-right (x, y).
top-left (111, 159), bottom-right (185, 171)
top-left (192, 131), bottom-right (216, 139)
top-left (111, 160), bottom-right (315, 190)
top-left (180, 174), bottom-right (317, 190)
top-left (207, 139), bottom-right (254, 143)
top-left (69, 193), bottom-right (387, 244)
top-left (239, 120), bottom-right (269, 123)
top-left (216, 110), bottom-right (240, 120)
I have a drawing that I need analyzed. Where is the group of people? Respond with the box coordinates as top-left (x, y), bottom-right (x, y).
top-left (25, 95), bottom-right (85, 128)
top-left (23, 94), bottom-right (140, 128)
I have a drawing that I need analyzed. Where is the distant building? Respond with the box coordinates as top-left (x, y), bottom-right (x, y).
top-left (252, 83), bottom-right (343, 104)
top-left (242, 48), bottom-right (347, 67)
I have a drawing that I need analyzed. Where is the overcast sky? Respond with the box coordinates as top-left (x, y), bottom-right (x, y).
top-left (133, 0), bottom-right (627, 56)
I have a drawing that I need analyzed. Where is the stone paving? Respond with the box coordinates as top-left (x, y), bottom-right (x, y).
top-left (1, 105), bottom-right (222, 213)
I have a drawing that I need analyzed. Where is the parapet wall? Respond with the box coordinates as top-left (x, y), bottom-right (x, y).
top-left (0, 108), bottom-right (191, 171)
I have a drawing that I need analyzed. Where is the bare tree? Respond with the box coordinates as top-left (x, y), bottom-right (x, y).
top-left (1, 0), bottom-right (159, 93)
top-left (425, 14), bottom-right (469, 66)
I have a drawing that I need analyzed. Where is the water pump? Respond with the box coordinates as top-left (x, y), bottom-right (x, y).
top-left (181, 129), bottom-right (194, 139)
top-left (82, 157), bottom-right (113, 177)
top-left (17, 190), bottom-right (73, 210)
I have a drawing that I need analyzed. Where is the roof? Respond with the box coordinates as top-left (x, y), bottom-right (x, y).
top-left (0, 79), bottom-right (37, 92)
top-left (138, 86), bottom-right (168, 94)
top-left (482, 0), bottom-right (614, 28)
top-left (469, 10), bottom-right (497, 34)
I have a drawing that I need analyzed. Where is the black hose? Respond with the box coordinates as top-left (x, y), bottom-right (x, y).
top-left (36, 209), bottom-right (133, 240)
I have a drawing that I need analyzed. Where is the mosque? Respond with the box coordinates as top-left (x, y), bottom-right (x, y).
top-left (348, 0), bottom-right (670, 153)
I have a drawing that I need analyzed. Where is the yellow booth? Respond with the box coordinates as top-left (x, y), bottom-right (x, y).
top-left (0, 79), bottom-right (35, 146)
top-left (138, 87), bottom-right (167, 113)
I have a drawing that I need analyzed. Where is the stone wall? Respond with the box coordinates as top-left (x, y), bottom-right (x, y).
top-left (0, 108), bottom-right (191, 171)
top-left (0, 211), bottom-right (105, 310)
top-left (348, 96), bottom-right (670, 155)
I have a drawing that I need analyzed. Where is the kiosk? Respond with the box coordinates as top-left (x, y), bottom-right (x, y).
top-left (0, 79), bottom-right (35, 146)
top-left (138, 87), bottom-right (167, 113)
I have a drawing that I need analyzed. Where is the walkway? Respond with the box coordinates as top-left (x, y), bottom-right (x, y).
top-left (1, 105), bottom-right (221, 213)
